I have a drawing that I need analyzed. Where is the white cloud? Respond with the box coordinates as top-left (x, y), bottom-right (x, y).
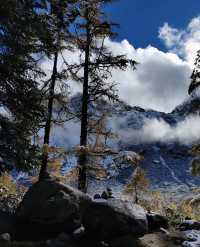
top-left (159, 23), bottom-right (184, 48)
top-left (106, 39), bottom-right (191, 112)
top-left (159, 16), bottom-right (200, 65)
top-left (49, 113), bottom-right (200, 147)
top-left (118, 115), bottom-right (200, 145)
top-left (105, 16), bottom-right (200, 112)
top-left (41, 16), bottom-right (200, 113)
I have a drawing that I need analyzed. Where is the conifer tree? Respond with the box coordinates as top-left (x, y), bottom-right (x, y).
top-left (68, 0), bottom-right (137, 192)
top-left (188, 50), bottom-right (200, 95)
top-left (188, 52), bottom-right (200, 177)
top-left (0, 0), bottom-right (49, 171)
top-left (39, 0), bottom-right (78, 180)
top-left (0, 0), bottom-right (78, 176)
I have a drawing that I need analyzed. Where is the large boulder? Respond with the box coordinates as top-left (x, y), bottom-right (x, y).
top-left (16, 177), bottom-right (92, 240)
top-left (0, 233), bottom-right (11, 243)
top-left (83, 198), bottom-right (148, 241)
top-left (0, 210), bottom-right (16, 237)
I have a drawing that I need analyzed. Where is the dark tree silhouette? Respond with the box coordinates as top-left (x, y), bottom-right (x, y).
top-left (189, 50), bottom-right (200, 95)
top-left (0, 0), bottom-right (49, 171)
top-left (39, 0), bottom-right (78, 180)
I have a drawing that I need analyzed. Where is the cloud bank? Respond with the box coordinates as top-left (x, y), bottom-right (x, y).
top-left (50, 114), bottom-right (200, 147)
top-left (106, 16), bottom-right (200, 112)
top-left (40, 15), bottom-right (200, 146)
top-left (159, 16), bottom-right (200, 65)
top-left (42, 16), bottom-right (200, 113)
top-left (118, 115), bottom-right (200, 145)
top-left (107, 39), bottom-right (191, 112)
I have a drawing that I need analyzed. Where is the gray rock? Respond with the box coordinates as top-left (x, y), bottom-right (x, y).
top-left (147, 213), bottom-right (169, 232)
top-left (72, 225), bottom-right (85, 239)
top-left (0, 233), bottom-right (11, 242)
top-left (83, 198), bottom-right (148, 241)
top-left (139, 233), bottom-right (180, 247)
top-left (0, 210), bottom-right (16, 236)
top-left (167, 231), bottom-right (188, 244)
top-left (16, 178), bottom-right (92, 240)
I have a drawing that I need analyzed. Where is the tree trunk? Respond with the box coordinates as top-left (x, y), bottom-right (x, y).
top-left (39, 52), bottom-right (58, 181)
top-left (78, 10), bottom-right (90, 192)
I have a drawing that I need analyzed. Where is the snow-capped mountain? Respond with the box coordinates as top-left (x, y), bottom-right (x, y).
top-left (50, 94), bottom-right (200, 194)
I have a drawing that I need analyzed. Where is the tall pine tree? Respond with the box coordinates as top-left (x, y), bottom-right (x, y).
top-left (0, 0), bottom-right (49, 171)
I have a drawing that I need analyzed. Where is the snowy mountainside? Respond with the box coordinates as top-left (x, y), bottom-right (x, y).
top-left (51, 95), bottom-right (200, 192)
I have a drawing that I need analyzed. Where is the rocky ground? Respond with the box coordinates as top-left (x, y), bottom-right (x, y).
top-left (0, 176), bottom-right (199, 247)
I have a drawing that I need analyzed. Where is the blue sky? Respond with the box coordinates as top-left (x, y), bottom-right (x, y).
top-left (107, 0), bottom-right (200, 50)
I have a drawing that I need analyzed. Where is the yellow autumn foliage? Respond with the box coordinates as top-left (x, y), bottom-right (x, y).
top-left (0, 172), bottom-right (17, 196)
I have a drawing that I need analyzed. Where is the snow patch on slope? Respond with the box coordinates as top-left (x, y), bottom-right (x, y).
top-left (159, 156), bottom-right (183, 184)
top-left (183, 230), bottom-right (200, 247)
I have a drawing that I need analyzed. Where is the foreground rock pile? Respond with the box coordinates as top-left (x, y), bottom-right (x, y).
top-left (0, 177), bottom-right (199, 247)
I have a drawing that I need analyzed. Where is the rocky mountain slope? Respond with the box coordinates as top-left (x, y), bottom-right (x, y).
top-left (46, 94), bottom-right (199, 195)
top-left (14, 95), bottom-right (200, 195)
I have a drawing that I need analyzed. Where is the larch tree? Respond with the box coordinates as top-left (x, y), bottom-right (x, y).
top-left (38, 0), bottom-right (78, 180)
top-left (68, 0), bottom-right (137, 192)
top-left (124, 167), bottom-right (149, 204)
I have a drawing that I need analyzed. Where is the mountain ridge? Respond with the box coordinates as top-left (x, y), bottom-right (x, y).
top-left (50, 94), bottom-right (200, 194)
